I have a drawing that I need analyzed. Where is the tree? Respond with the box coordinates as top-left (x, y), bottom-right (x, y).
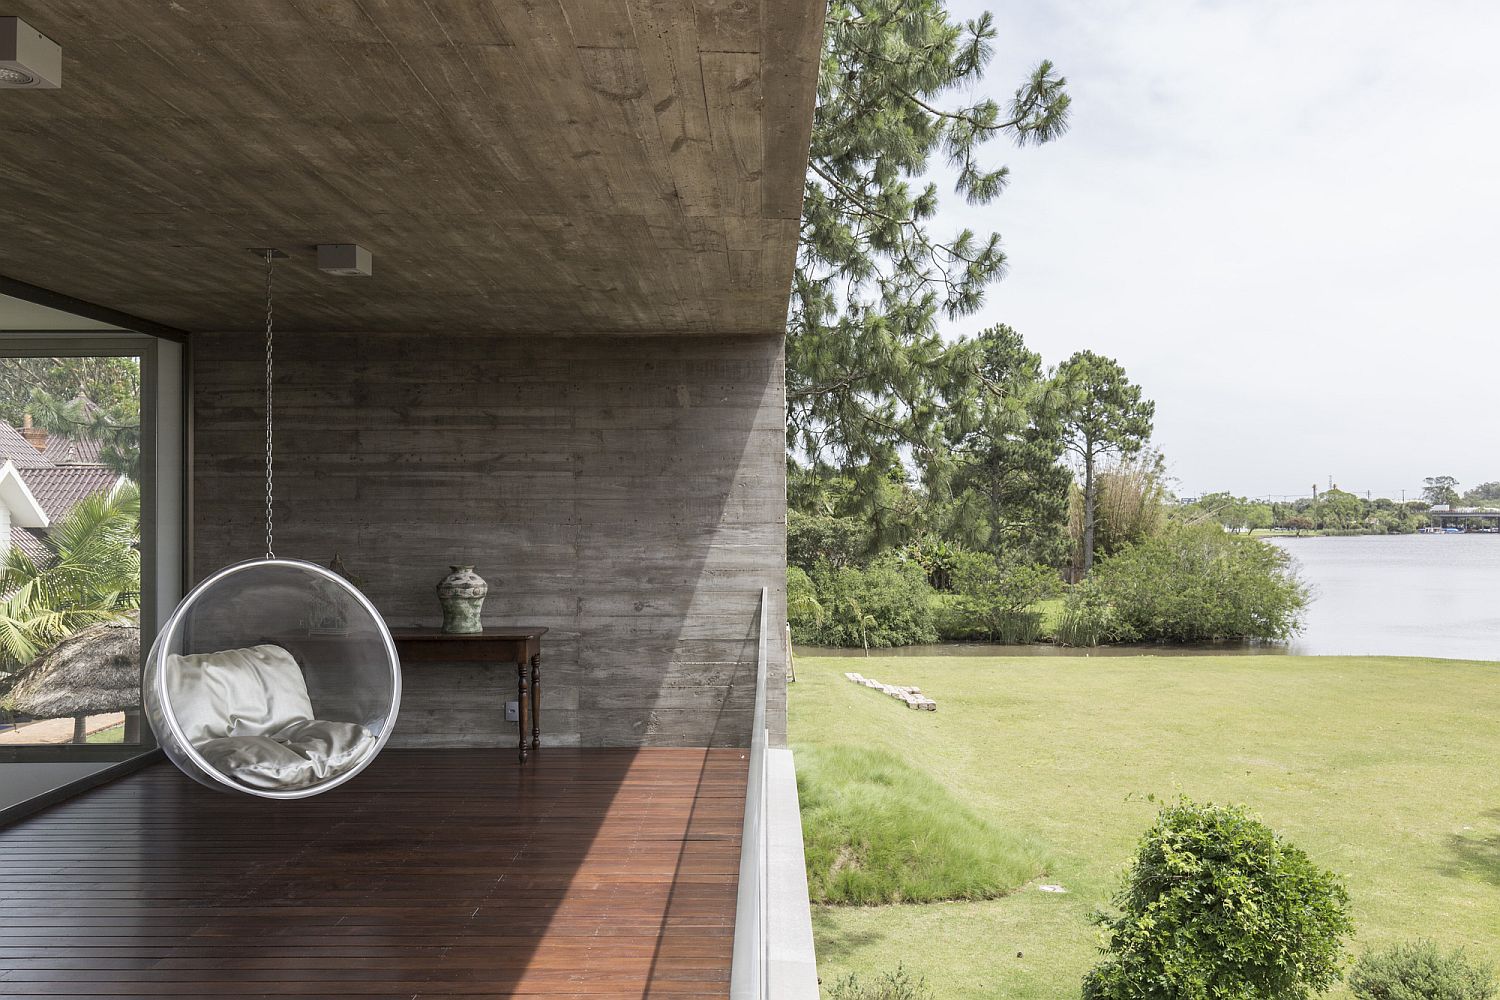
top-left (28, 392), bottom-right (140, 480)
top-left (0, 482), bottom-right (141, 672)
top-left (786, 567), bottom-right (826, 641)
top-left (1313, 487), bottom-right (1363, 531)
top-left (1055, 352), bottom-right (1154, 575)
top-left (789, 464), bottom-right (930, 556)
top-left (0, 357), bottom-right (141, 479)
top-left (787, 509), bottom-right (872, 569)
top-left (0, 356), bottom-right (139, 423)
top-left (788, 0), bottom-right (1070, 499)
top-left (803, 559), bottom-right (938, 648)
top-left (1462, 481), bottom-right (1500, 505)
top-left (1193, 491), bottom-right (1246, 532)
top-left (941, 325), bottom-right (1071, 564)
top-left (1084, 798), bottom-right (1353, 1000)
top-left (1423, 475), bottom-right (1460, 506)
top-left (1244, 502), bottom-right (1274, 534)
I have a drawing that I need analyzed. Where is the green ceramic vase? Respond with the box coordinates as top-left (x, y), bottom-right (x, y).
top-left (437, 565), bottom-right (487, 634)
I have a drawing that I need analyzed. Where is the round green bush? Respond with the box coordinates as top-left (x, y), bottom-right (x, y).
top-left (1083, 798), bottom-right (1353, 1000)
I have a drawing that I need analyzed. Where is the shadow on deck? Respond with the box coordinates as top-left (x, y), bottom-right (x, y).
top-left (0, 748), bottom-right (748, 998)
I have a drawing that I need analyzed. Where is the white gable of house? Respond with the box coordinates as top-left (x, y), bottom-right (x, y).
top-left (0, 460), bottom-right (50, 529)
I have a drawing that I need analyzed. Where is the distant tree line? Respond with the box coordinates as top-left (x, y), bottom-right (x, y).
top-left (1181, 490), bottom-right (1433, 537)
top-left (1179, 475), bottom-right (1500, 538)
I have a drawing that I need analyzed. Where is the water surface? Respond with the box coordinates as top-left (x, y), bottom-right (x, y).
top-left (1271, 533), bottom-right (1500, 659)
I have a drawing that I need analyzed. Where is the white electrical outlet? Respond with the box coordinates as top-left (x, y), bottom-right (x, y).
top-left (505, 701), bottom-right (519, 722)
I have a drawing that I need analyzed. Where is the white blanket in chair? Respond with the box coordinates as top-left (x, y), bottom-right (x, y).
top-left (167, 644), bottom-right (375, 790)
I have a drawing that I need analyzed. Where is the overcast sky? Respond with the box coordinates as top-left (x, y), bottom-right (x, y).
top-left (927, 0), bottom-right (1500, 500)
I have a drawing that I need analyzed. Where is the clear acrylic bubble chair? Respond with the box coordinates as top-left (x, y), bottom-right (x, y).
top-left (142, 558), bottom-right (402, 799)
top-left (142, 252), bottom-right (400, 799)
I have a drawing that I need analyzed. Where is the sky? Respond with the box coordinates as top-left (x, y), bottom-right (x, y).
top-left (924, 0), bottom-right (1500, 500)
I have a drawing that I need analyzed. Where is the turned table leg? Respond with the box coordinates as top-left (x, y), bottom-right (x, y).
top-left (516, 659), bottom-right (530, 765)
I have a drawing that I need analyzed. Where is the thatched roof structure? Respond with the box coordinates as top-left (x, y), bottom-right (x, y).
top-left (3, 619), bottom-right (140, 718)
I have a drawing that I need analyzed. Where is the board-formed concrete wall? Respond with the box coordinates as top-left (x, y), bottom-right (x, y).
top-left (190, 332), bottom-right (788, 748)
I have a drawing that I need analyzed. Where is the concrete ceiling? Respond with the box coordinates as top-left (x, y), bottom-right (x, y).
top-left (0, 1), bottom-right (821, 336)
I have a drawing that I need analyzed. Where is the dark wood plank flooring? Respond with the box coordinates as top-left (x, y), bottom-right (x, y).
top-left (0, 749), bottom-right (747, 998)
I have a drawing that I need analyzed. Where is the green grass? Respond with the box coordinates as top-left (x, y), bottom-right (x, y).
top-left (85, 723), bottom-right (123, 744)
top-left (800, 744), bottom-right (1049, 904)
top-left (790, 653), bottom-right (1500, 1000)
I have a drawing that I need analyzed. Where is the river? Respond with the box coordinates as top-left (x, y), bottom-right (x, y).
top-left (799, 533), bottom-right (1500, 662)
top-left (1271, 533), bottom-right (1500, 659)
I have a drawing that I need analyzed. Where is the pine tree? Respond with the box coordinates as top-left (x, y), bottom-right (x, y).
top-left (788, 1), bottom-right (1070, 496)
top-left (941, 325), bottom-right (1072, 564)
top-left (1056, 352), bottom-right (1155, 575)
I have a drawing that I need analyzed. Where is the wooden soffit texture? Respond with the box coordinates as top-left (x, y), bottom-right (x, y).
top-left (0, 1), bottom-right (823, 335)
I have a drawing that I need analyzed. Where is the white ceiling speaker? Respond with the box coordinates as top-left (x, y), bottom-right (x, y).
top-left (317, 244), bottom-right (373, 277)
top-left (0, 17), bottom-right (61, 89)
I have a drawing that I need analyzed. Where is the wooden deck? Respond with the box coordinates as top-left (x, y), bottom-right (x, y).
top-left (0, 749), bottom-right (748, 998)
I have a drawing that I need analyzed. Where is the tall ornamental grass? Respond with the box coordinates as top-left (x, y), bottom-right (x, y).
top-left (797, 744), bottom-right (1048, 905)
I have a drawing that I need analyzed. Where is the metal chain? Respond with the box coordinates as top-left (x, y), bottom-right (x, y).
top-left (263, 252), bottom-right (276, 559)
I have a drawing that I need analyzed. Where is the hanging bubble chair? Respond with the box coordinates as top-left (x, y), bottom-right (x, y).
top-left (142, 252), bottom-right (401, 799)
top-left (143, 558), bottom-right (401, 799)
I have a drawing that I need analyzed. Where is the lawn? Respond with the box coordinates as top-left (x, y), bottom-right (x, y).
top-left (790, 652), bottom-right (1500, 1000)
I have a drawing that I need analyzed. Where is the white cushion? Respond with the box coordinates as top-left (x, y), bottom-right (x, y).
top-left (165, 644), bottom-right (315, 744)
top-left (196, 721), bottom-right (377, 790)
top-left (165, 644), bottom-right (377, 790)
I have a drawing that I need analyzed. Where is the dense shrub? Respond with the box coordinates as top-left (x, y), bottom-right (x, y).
top-left (786, 566), bottom-right (823, 640)
top-left (932, 557), bottom-right (1059, 642)
top-left (1089, 523), bottom-right (1308, 642)
top-left (1055, 580), bottom-right (1115, 647)
top-left (1350, 941), bottom-right (1496, 1000)
top-left (931, 592), bottom-right (977, 640)
top-left (1084, 798), bottom-right (1353, 1000)
top-left (987, 561), bottom-right (1061, 614)
top-left (826, 965), bottom-right (933, 1000)
top-left (797, 560), bottom-right (937, 649)
top-left (934, 595), bottom-right (1044, 643)
top-left (937, 594), bottom-right (1046, 643)
top-left (787, 510), bottom-right (871, 569)
top-left (798, 745), bottom-right (1048, 904)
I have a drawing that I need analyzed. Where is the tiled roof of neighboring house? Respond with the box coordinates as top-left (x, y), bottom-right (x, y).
top-left (0, 421), bottom-right (120, 570)
top-left (8, 527), bottom-right (51, 565)
top-left (19, 466), bottom-right (122, 523)
top-left (41, 435), bottom-right (105, 466)
top-left (0, 422), bottom-right (53, 469)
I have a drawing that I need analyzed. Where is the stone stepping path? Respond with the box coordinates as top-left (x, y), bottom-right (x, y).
top-left (845, 672), bottom-right (937, 711)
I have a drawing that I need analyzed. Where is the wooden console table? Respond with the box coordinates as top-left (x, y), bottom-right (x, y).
top-left (388, 627), bottom-right (547, 764)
